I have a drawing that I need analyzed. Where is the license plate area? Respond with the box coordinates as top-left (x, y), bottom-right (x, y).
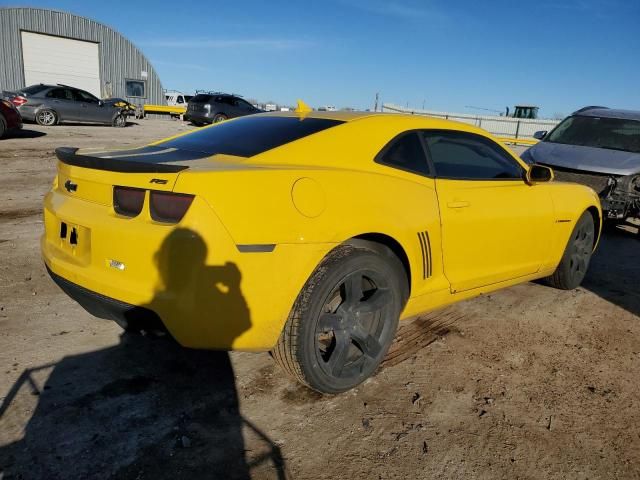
top-left (57, 220), bottom-right (91, 264)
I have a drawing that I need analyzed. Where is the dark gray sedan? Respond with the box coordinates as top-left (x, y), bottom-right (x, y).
top-left (2, 84), bottom-right (126, 127)
top-left (522, 107), bottom-right (640, 225)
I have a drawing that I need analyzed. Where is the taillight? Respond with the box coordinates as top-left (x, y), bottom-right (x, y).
top-left (11, 96), bottom-right (27, 107)
top-left (150, 191), bottom-right (194, 223)
top-left (113, 186), bottom-right (145, 217)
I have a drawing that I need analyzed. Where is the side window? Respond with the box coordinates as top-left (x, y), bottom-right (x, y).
top-left (238, 99), bottom-right (254, 110)
top-left (423, 131), bottom-right (523, 180)
top-left (177, 96), bottom-right (184, 104)
top-left (47, 88), bottom-right (73, 100)
top-left (376, 132), bottom-right (430, 176)
top-left (73, 90), bottom-right (98, 103)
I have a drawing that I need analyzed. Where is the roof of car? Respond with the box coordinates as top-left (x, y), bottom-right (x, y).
top-left (263, 110), bottom-right (374, 121)
top-left (258, 111), bottom-right (492, 134)
top-left (576, 107), bottom-right (640, 121)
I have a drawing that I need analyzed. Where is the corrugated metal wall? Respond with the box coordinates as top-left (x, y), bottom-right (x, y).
top-left (0, 7), bottom-right (164, 106)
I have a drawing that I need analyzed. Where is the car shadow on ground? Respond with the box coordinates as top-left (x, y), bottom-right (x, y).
top-left (2, 128), bottom-right (46, 139)
top-left (22, 121), bottom-right (139, 128)
top-left (583, 226), bottom-right (640, 317)
top-left (0, 228), bottom-right (287, 480)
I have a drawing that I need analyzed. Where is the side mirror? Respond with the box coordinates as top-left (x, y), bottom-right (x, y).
top-left (526, 164), bottom-right (554, 184)
top-left (533, 130), bottom-right (547, 140)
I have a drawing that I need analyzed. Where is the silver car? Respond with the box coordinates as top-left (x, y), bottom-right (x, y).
top-left (522, 107), bottom-right (640, 226)
top-left (2, 84), bottom-right (126, 127)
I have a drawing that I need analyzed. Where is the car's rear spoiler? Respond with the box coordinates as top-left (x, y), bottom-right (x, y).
top-left (55, 147), bottom-right (189, 173)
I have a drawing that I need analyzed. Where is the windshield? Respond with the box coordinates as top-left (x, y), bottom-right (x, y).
top-left (546, 115), bottom-right (640, 154)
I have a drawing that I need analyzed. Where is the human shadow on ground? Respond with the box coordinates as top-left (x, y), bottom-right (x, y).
top-left (0, 228), bottom-right (286, 480)
top-left (583, 226), bottom-right (640, 318)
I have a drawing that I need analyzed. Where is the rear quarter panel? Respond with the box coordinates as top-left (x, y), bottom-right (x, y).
top-left (174, 166), bottom-right (446, 300)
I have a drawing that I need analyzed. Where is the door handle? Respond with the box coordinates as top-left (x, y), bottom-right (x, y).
top-left (447, 201), bottom-right (470, 209)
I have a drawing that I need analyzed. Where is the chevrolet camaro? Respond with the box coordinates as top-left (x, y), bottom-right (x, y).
top-left (42, 111), bottom-right (602, 393)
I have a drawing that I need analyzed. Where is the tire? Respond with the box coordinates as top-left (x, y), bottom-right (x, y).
top-left (112, 114), bottom-right (126, 127)
top-left (36, 109), bottom-right (57, 126)
top-left (546, 211), bottom-right (596, 290)
top-left (213, 113), bottom-right (227, 123)
top-left (0, 116), bottom-right (6, 139)
top-left (272, 243), bottom-right (408, 394)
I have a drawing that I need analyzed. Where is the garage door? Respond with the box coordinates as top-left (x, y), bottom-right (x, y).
top-left (21, 31), bottom-right (101, 97)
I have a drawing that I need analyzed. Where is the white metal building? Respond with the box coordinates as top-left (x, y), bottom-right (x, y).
top-left (0, 7), bottom-right (164, 105)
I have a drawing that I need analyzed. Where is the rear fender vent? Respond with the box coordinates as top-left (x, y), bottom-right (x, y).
top-left (417, 231), bottom-right (432, 279)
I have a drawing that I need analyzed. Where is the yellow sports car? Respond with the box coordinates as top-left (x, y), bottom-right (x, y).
top-left (42, 111), bottom-right (601, 393)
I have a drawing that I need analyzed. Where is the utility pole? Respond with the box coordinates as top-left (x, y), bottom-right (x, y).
top-left (374, 92), bottom-right (379, 112)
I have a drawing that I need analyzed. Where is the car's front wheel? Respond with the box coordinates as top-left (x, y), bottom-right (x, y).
top-left (36, 109), bottom-right (57, 126)
top-left (112, 114), bottom-right (126, 127)
top-left (546, 211), bottom-right (596, 290)
top-left (272, 243), bottom-right (407, 394)
top-left (213, 113), bottom-right (227, 123)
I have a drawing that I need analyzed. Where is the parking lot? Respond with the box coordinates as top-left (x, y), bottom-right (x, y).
top-left (1, 121), bottom-right (639, 479)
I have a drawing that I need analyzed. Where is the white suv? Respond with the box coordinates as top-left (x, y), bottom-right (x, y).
top-left (165, 91), bottom-right (193, 107)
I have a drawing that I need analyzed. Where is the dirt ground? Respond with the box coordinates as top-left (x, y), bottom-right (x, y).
top-left (0, 120), bottom-right (639, 480)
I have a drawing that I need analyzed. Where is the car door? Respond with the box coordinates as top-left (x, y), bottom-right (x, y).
top-left (44, 88), bottom-right (76, 121)
top-left (423, 130), bottom-right (554, 293)
top-left (72, 89), bottom-right (112, 123)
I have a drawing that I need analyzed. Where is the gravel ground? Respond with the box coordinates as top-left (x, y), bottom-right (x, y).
top-left (0, 121), bottom-right (639, 480)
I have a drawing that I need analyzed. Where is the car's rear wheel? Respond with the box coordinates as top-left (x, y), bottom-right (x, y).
top-left (36, 109), bottom-right (57, 126)
top-left (546, 211), bottom-right (595, 290)
top-left (112, 114), bottom-right (126, 128)
top-left (0, 116), bottom-right (6, 139)
top-left (213, 113), bottom-right (227, 123)
top-left (272, 243), bottom-right (407, 394)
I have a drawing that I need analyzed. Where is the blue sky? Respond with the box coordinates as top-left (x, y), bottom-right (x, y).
top-left (7, 0), bottom-right (640, 117)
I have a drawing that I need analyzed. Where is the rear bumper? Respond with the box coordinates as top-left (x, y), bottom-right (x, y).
top-left (46, 265), bottom-right (164, 331)
top-left (186, 111), bottom-right (213, 123)
top-left (42, 178), bottom-right (333, 351)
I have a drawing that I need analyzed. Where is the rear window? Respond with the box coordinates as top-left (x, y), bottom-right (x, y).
top-left (191, 94), bottom-right (213, 103)
top-left (23, 84), bottom-right (49, 95)
top-left (159, 116), bottom-right (344, 157)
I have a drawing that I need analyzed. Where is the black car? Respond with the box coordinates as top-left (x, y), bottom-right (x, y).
top-left (185, 92), bottom-right (262, 126)
top-left (2, 84), bottom-right (127, 127)
top-left (0, 98), bottom-right (23, 138)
